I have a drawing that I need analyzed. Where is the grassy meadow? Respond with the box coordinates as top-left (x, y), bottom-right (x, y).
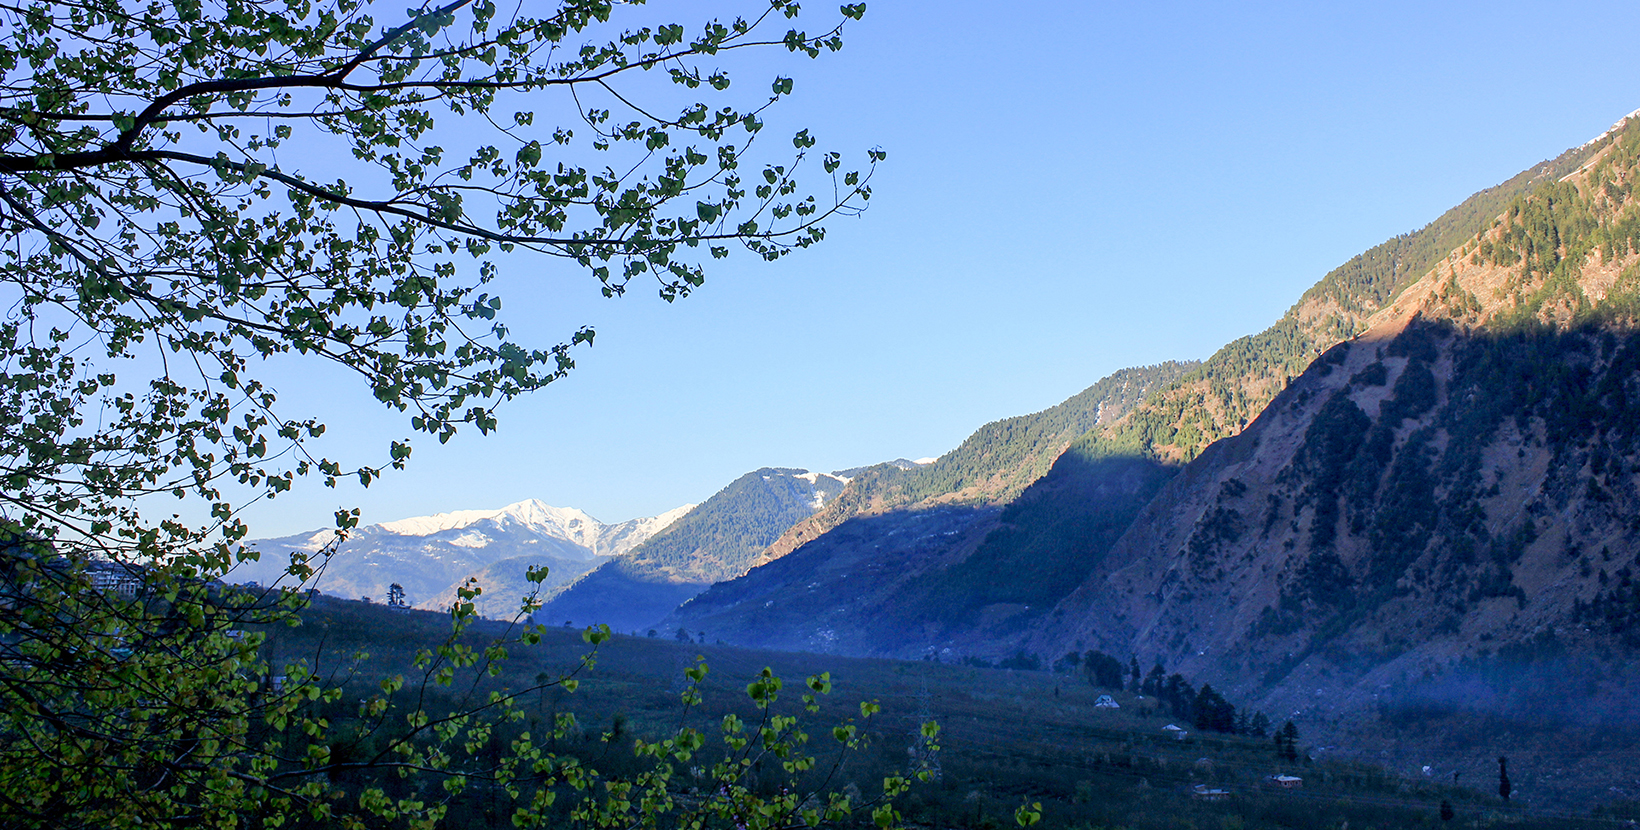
top-left (255, 596), bottom-right (1622, 829)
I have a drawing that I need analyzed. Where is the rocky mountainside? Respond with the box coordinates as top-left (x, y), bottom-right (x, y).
top-left (928, 120), bottom-right (1625, 644)
top-left (755, 363), bottom-right (1198, 568)
top-left (663, 362), bottom-right (1197, 649)
top-left (236, 500), bottom-right (691, 616)
top-left (1036, 115), bottom-right (1640, 785)
top-left (669, 110), bottom-right (1640, 682)
top-left (534, 468), bottom-right (849, 633)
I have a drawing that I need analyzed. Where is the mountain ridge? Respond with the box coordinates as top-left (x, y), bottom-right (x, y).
top-left (533, 467), bottom-right (851, 633)
top-left (235, 499), bottom-right (692, 616)
top-left (662, 107), bottom-right (1640, 677)
top-left (749, 362), bottom-right (1200, 571)
top-left (661, 362), bottom-right (1202, 647)
top-left (1014, 112), bottom-right (1640, 801)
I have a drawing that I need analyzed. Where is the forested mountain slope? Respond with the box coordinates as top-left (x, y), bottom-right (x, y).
top-left (754, 362), bottom-right (1197, 568)
top-left (958, 123), bottom-right (1621, 617)
top-left (1036, 114), bottom-right (1640, 794)
top-left (663, 363), bottom-right (1198, 648)
top-left (670, 111), bottom-right (1638, 666)
top-left (534, 468), bottom-right (847, 632)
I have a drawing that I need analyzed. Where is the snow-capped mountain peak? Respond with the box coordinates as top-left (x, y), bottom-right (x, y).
top-left (368, 499), bottom-right (697, 556)
top-left (374, 498), bottom-right (597, 538)
top-left (237, 499), bottom-right (694, 611)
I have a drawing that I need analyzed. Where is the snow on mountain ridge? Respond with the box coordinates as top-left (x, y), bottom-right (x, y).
top-left (616, 503), bottom-right (695, 538)
top-left (791, 470), bottom-right (852, 486)
top-left (236, 499), bottom-right (695, 608)
top-left (1578, 106), bottom-right (1640, 150)
top-left (368, 498), bottom-right (694, 557)
top-left (375, 498), bottom-right (596, 538)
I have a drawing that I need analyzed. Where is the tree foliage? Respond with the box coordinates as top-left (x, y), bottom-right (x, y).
top-left (1062, 116), bottom-right (1624, 468)
top-left (1079, 649), bottom-right (1124, 690)
top-left (0, 0), bottom-right (907, 826)
top-left (0, 0), bottom-right (880, 553)
top-left (1274, 721), bottom-right (1300, 764)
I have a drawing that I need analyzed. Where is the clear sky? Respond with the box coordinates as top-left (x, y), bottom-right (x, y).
top-left (238, 0), bottom-right (1640, 538)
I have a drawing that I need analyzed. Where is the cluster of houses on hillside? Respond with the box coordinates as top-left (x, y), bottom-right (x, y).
top-left (1190, 775), bottom-right (1303, 802)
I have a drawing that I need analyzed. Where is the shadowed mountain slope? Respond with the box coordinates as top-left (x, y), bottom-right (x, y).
top-left (663, 363), bottom-right (1199, 650)
top-left (671, 110), bottom-right (1640, 673)
top-left (535, 468), bottom-right (848, 633)
top-left (755, 363), bottom-right (1198, 568)
top-left (1027, 114), bottom-right (1640, 793)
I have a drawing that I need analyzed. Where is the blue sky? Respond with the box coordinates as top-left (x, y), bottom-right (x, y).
top-left (240, 0), bottom-right (1640, 537)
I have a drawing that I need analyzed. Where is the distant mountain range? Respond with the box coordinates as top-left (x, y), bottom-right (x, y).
top-left (237, 499), bottom-right (692, 618)
top-left (239, 467), bottom-right (861, 627)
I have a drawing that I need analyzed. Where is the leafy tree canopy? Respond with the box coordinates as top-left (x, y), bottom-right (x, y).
top-left (0, 0), bottom-right (879, 558)
top-left (0, 1), bottom-right (903, 826)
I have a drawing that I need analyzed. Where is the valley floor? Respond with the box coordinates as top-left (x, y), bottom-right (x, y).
top-left (268, 597), bottom-right (1640, 829)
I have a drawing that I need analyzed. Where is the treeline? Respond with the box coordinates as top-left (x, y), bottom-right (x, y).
top-left (1475, 120), bottom-right (1640, 329)
top-left (1083, 116), bottom-right (1620, 466)
top-left (623, 469), bottom-right (837, 580)
top-left (1049, 650), bottom-right (1284, 741)
top-left (843, 361), bottom-right (1199, 513)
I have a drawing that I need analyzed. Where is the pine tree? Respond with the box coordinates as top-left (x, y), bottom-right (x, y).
top-left (1143, 661), bottom-right (1166, 696)
top-left (1251, 712), bottom-right (1271, 738)
top-left (1276, 721), bottom-right (1300, 763)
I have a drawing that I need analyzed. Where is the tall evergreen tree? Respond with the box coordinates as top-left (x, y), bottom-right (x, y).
top-left (1276, 721), bottom-right (1301, 763)
top-left (1143, 660), bottom-right (1166, 696)
top-left (1251, 712), bottom-right (1272, 738)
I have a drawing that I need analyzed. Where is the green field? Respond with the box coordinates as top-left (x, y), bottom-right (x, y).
top-left (260, 596), bottom-right (1625, 829)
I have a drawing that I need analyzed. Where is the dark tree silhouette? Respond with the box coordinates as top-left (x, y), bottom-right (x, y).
top-left (1251, 711), bottom-right (1271, 738)
top-left (1275, 721), bottom-right (1301, 763)
top-left (1143, 661), bottom-right (1166, 695)
top-left (1081, 650), bottom-right (1126, 689)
